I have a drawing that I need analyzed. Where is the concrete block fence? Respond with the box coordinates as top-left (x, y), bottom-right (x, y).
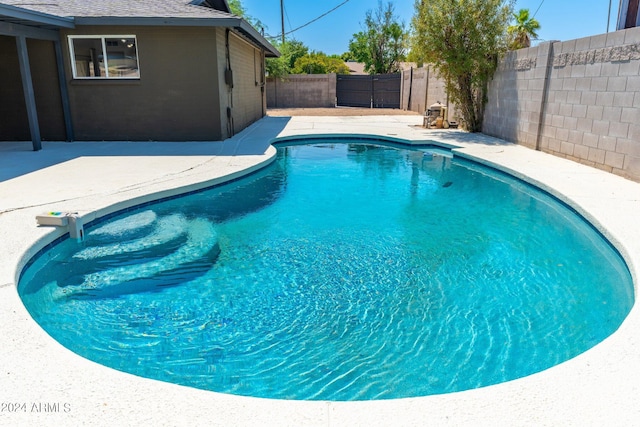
top-left (484, 26), bottom-right (640, 181)
top-left (266, 74), bottom-right (337, 108)
top-left (400, 66), bottom-right (451, 116)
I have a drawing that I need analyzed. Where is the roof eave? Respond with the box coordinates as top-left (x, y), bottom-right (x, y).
top-left (0, 3), bottom-right (75, 28)
top-left (236, 19), bottom-right (280, 57)
top-left (74, 16), bottom-right (280, 57)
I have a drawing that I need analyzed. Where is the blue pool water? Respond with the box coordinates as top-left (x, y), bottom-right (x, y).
top-left (19, 141), bottom-right (634, 401)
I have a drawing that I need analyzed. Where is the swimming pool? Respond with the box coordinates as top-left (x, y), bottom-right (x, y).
top-left (18, 139), bottom-right (634, 401)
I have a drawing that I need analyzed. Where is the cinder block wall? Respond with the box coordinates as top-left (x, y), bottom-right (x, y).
top-left (483, 43), bottom-right (552, 149)
top-left (266, 74), bottom-right (336, 108)
top-left (484, 26), bottom-right (640, 181)
top-left (400, 67), bottom-right (458, 121)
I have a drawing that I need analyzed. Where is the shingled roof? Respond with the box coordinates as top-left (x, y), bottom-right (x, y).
top-left (0, 0), bottom-right (279, 56)
top-left (1, 0), bottom-right (230, 18)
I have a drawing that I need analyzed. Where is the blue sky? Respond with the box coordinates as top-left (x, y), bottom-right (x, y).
top-left (242, 0), bottom-right (622, 54)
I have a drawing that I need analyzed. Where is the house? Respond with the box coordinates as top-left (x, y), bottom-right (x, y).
top-left (0, 0), bottom-right (279, 150)
top-left (618, 0), bottom-right (640, 30)
top-left (344, 61), bottom-right (368, 75)
top-left (344, 61), bottom-right (418, 75)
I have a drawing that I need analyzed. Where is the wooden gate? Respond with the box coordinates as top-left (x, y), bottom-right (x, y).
top-left (336, 73), bottom-right (401, 108)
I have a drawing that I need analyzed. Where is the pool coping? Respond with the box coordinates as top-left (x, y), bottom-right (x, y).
top-left (1, 115), bottom-right (639, 426)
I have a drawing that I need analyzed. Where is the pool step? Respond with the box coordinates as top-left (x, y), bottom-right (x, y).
top-left (54, 215), bottom-right (219, 299)
top-left (73, 214), bottom-right (188, 260)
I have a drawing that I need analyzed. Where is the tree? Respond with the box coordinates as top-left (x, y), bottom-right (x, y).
top-left (411, 0), bottom-right (514, 132)
top-left (228, 0), bottom-right (265, 32)
top-left (292, 52), bottom-right (351, 74)
top-left (227, 0), bottom-right (245, 16)
top-left (508, 8), bottom-right (541, 50)
top-left (348, 1), bottom-right (407, 74)
top-left (266, 39), bottom-right (309, 77)
top-left (340, 52), bottom-right (355, 62)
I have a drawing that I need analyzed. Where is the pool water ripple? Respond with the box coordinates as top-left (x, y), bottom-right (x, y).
top-left (19, 142), bottom-right (633, 401)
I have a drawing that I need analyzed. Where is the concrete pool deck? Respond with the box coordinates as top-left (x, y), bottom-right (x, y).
top-left (1, 115), bottom-right (639, 426)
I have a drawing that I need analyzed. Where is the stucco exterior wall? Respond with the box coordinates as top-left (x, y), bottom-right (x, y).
top-left (60, 26), bottom-right (222, 141)
top-left (266, 74), bottom-right (337, 108)
top-left (0, 36), bottom-right (66, 141)
top-left (484, 26), bottom-right (640, 181)
top-left (216, 28), bottom-right (265, 140)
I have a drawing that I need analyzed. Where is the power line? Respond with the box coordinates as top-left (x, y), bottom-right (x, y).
top-left (284, 4), bottom-right (293, 33)
top-left (270, 0), bottom-right (352, 39)
top-left (532, 0), bottom-right (545, 18)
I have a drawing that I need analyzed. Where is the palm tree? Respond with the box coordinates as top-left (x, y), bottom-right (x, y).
top-left (508, 8), bottom-right (541, 50)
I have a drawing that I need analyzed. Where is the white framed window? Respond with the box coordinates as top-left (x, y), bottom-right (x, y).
top-left (68, 35), bottom-right (140, 79)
